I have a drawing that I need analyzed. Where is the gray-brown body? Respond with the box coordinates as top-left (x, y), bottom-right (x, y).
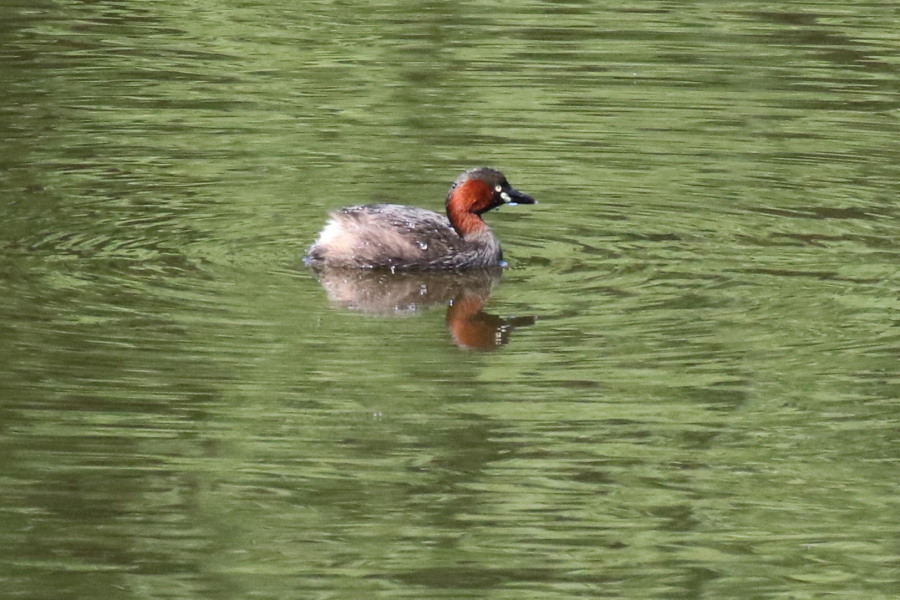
top-left (306, 204), bottom-right (502, 270)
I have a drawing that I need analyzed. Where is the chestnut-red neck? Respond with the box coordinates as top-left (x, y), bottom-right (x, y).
top-left (446, 179), bottom-right (493, 236)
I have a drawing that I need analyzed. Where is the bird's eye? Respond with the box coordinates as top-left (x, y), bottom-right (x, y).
top-left (494, 185), bottom-right (503, 192)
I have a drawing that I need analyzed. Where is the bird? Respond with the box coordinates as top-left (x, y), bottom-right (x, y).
top-left (305, 167), bottom-right (536, 270)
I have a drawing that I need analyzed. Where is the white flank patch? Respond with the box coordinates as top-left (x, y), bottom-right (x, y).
top-left (314, 218), bottom-right (345, 246)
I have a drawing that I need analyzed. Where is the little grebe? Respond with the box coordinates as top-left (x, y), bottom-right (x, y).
top-left (305, 168), bottom-right (536, 270)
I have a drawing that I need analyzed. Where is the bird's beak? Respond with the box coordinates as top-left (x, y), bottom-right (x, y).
top-left (501, 188), bottom-right (537, 206)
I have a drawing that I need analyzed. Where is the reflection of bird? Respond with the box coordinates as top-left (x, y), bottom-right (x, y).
top-left (312, 268), bottom-right (502, 315)
top-left (447, 295), bottom-right (537, 352)
top-left (310, 268), bottom-right (535, 351)
top-left (306, 168), bottom-right (535, 270)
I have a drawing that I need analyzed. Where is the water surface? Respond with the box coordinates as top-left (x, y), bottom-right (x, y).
top-left (1, 1), bottom-right (898, 599)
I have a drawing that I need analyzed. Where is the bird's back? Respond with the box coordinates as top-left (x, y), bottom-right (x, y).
top-left (306, 204), bottom-right (501, 270)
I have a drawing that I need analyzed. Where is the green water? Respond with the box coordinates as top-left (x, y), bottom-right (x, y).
top-left (1, 1), bottom-right (898, 598)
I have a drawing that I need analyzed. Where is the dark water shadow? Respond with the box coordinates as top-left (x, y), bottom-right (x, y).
top-left (311, 267), bottom-right (536, 351)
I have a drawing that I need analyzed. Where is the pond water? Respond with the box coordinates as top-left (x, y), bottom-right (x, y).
top-left (1, 1), bottom-right (898, 598)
